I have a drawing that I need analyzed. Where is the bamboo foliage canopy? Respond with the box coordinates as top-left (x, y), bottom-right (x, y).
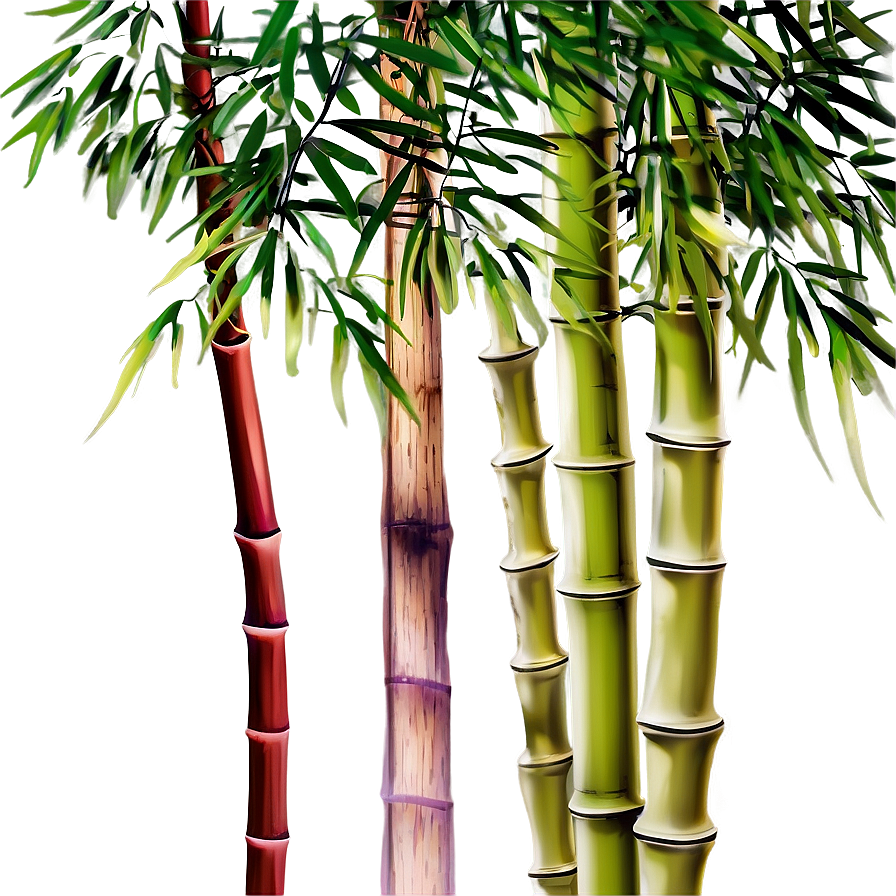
top-left (5, 2), bottom-right (890, 491)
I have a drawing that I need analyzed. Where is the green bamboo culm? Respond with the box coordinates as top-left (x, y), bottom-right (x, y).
top-left (634, 19), bottom-right (728, 894)
top-left (542, 24), bottom-right (643, 896)
top-left (479, 295), bottom-right (577, 895)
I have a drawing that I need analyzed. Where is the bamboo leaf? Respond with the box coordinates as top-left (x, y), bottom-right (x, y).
top-left (284, 244), bottom-right (304, 376)
top-left (3, 45), bottom-right (80, 98)
top-left (330, 325), bottom-right (350, 425)
top-left (171, 322), bottom-right (184, 388)
top-left (830, 1), bottom-right (893, 56)
top-left (306, 139), bottom-right (359, 230)
top-left (347, 319), bottom-right (419, 425)
top-left (350, 34), bottom-right (465, 76)
top-left (236, 110), bottom-right (268, 163)
top-left (724, 261), bottom-right (775, 371)
top-left (795, 262), bottom-right (867, 281)
top-left (352, 61), bottom-right (440, 125)
top-left (723, 18), bottom-right (784, 78)
top-left (350, 161), bottom-right (412, 277)
top-left (212, 82), bottom-right (255, 137)
top-left (472, 128), bottom-right (558, 152)
top-left (251, 0), bottom-right (297, 65)
top-left (433, 16), bottom-right (483, 65)
top-left (55, 1), bottom-right (111, 42)
top-left (783, 272), bottom-right (831, 478)
top-left (290, 209), bottom-right (338, 276)
top-left (26, 2), bottom-right (90, 16)
top-left (830, 328), bottom-right (882, 515)
top-left (86, 323), bottom-right (155, 440)
top-left (358, 349), bottom-right (386, 441)
top-left (310, 137), bottom-right (376, 175)
top-left (279, 25), bottom-right (299, 114)
top-left (400, 217), bottom-right (428, 318)
top-left (151, 229), bottom-right (211, 293)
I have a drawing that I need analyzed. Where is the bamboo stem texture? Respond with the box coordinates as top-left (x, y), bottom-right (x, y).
top-left (379, 6), bottom-right (454, 892)
top-left (543, 59), bottom-right (643, 895)
top-left (634, 77), bottom-right (728, 895)
top-left (479, 297), bottom-right (576, 895)
top-left (182, 5), bottom-right (289, 893)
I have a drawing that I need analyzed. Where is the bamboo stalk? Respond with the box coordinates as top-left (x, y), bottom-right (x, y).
top-left (378, 5), bottom-right (454, 893)
top-left (542, 48), bottom-right (643, 895)
top-left (634, 67), bottom-right (728, 895)
top-left (182, 6), bottom-right (289, 893)
top-left (479, 296), bottom-right (576, 895)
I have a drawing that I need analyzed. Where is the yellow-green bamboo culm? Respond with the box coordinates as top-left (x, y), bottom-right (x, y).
top-left (543, 63), bottom-right (643, 896)
top-left (634, 73), bottom-right (728, 896)
top-left (479, 296), bottom-right (577, 895)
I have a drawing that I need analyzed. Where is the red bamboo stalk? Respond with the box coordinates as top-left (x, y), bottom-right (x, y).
top-left (379, 6), bottom-right (454, 893)
top-left (181, 5), bottom-right (289, 893)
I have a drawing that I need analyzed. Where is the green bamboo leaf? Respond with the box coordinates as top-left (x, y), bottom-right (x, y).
top-left (740, 267), bottom-right (780, 394)
top-left (723, 17), bottom-right (784, 78)
top-left (724, 262), bottom-right (775, 371)
top-left (347, 319), bottom-right (419, 425)
top-left (152, 229), bottom-right (211, 293)
top-left (428, 224), bottom-right (457, 314)
top-left (350, 34), bottom-right (465, 76)
top-left (88, 9), bottom-right (130, 43)
top-left (2, 45), bottom-right (79, 97)
top-left (171, 322), bottom-right (184, 388)
top-left (336, 86), bottom-right (360, 115)
top-left (279, 25), bottom-right (299, 114)
top-left (236, 110), bottom-right (268, 163)
top-left (821, 304), bottom-right (896, 367)
top-left (795, 262), bottom-right (867, 281)
top-left (284, 244), bottom-right (304, 376)
top-left (352, 61), bottom-right (440, 125)
top-left (105, 134), bottom-right (131, 218)
top-left (26, 2), bottom-right (90, 16)
top-left (783, 274), bottom-right (831, 478)
top-left (350, 161), bottom-right (412, 277)
top-left (306, 139), bottom-right (359, 230)
top-left (358, 349), bottom-right (386, 441)
top-left (400, 216), bottom-right (428, 318)
top-left (20, 101), bottom-right (64, 186)
top-left (86, 323), bottom-right (156, 440)
top-left (343, 281), bottom-right (404, 339)
top-left (251, 0), bottom-right (297, 65)
top-left (830, 328), bottom-right (882, 515)
top-left (55, 0), bottom-right (111, 42)
top-left (2, 104), bottom-right (49, 150)
top-left (830, 1), bottom-right (893, 56)
top-left (259, 232), bottom-right (277, 335)
top-left (740, 248), bottom-right (766, 298)
top-left (472, 128), bottom-right (558, 152)
top-left (289, 209), bottom-right (338, 275)
top-left (310, 137), bottom-right (376, 175)
top-left (433, 15), bottom-right (482, 65)
top-left (330, 325), bottom-right (350, 425)
top-left (212, 82), bottom-right (255, 137)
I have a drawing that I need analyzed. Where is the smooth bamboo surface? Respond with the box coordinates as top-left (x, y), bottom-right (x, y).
top-left (379, 7), bottom-right (454, 893)
top-left (182, 6), bottom-right (289, 893)
top-left (480, 296), bottom-right (576, 894)
top-left (543, 55), bottom-right (643, 895)
top-left (635, 70), bottom-right (728, 895)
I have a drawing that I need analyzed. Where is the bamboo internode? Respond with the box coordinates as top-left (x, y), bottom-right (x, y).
top-left (379, 7), bottom-right (454, 892)
top-left (543, 58), bottom-right (643, 893)
top-left (182, 6), bottom-right (290, 891)
top-left (480, 298), bottom-right (576, 894)
top-left (635, 81), bottom-right (728, 893)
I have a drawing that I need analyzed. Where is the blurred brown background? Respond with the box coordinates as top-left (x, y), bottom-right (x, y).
top-left (0, 0), bottom-right (896, 894)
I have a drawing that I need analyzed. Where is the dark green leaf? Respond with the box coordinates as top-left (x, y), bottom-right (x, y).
top-left (2, 44), bottom-right (79, 97)
top-left (55, 1), bottom-right (111, 42)
top-left (796, 262), bottom-right (867, 281)
top-left (350, 161), bottom-right (412, 277)
top-left (236, 110), bottom-right (267, 163)
top-left (280, 25), bottom-right (299, 113)
top-left (251, 0), bottom-right (297, 65)
top-left (306, 139), bottom-right (360, 229)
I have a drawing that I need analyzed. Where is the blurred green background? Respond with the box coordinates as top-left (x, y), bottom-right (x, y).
top-left (0, 0), bottom-right (896, 894)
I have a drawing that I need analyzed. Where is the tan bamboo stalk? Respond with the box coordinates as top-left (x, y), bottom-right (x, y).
top-left (181, 6), bottom-right (289, 894)
top-left (633, 46), bottom-right (728, 895)
top-left (378, 4), bottom-right (453, 893)
top-left (479, 295), bottom-right (576, 895)
top-left (542, 48), bottom-right (643, 896)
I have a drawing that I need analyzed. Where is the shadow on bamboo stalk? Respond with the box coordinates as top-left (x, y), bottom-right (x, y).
top-left (479, 295), bottom-right (577, 895)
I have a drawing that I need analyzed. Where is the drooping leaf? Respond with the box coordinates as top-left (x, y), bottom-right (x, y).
top-left (829, 326), bottom-right (882, 515)
top-left (284, 244), bottom-right (303, 376)
top-left (330, 324), bottom-right (350, 425)
top-left (279, 25), bottom-right (299, 114)
top-left (306, 139), bottom-right (359, 229)
top-left (350, 160), bottom-right (412, 276)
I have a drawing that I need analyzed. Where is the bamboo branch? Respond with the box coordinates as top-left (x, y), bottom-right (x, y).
top-left (181, 5), bottom-right (289, 893)
top-left (479, 296), bottom-right (577, 895)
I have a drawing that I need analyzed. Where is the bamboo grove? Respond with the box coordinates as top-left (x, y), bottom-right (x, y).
top-left (3, 1), bottom-right (893, 894)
